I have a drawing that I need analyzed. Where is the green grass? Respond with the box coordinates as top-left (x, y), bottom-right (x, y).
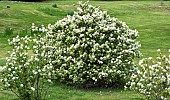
top-left (0, 82), bottom-right (144, 100)
top-left (0, 0), bottom-right (170, 100)
top-left (46, 82), bottom-right (143, 100)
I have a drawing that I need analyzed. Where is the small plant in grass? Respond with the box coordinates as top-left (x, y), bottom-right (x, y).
top-left (36, 1), bottom-right (141, 87)
top-left (0, 35), bottom-right (55, 100)
top-left (126, 49), bottom-right (170, 100)
top-left (52, 4), bottom-right (58, 8)
top-left (4, 27), bottom-right (13, 36)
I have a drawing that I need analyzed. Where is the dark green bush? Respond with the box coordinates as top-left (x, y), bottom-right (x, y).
top-left (4, 27), bottom-right (13, 36)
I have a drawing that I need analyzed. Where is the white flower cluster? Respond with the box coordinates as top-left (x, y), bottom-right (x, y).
top-left (31, 23), bottom-right (48, 35)
top-left (39, 1), bottom-right (141, 85)
top-left (1, 35), bottom-right (54, 99)
top-left (126, 49), bottom-right (170, 100)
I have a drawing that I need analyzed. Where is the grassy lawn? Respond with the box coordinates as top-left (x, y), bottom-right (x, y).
top-left (0, 82), bottom-right (144, 100)
top-left (0, 0), bottom-right (170, 100)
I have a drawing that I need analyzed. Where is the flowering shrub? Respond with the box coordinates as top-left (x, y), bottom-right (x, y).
top-left (1, 35), bottom-right (55, 100)
top-left (38, 1), bottom-right (141, 87)
top-left (126, 49), bottom-right (170, 100)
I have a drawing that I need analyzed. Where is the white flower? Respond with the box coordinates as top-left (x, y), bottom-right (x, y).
top-left (32, 23), bottom-right (35, 26)
top-left (156, 57), bottom-right (161, 60)
top-left (8, 68), bottom-right (11, 71)
top-left (31, 87), bottom-right (35, 91)
top-left (139, 59), bottom-right (143, 65)
top-left (157, 49), bottom-right (161, 52)
top-left (7, 84), bottom-right (10, 87)
top-left (92, 77), bottom-right (95, 81)
top-left (12, 77), bottom-right (16, 80)
top-left (48, 79), bottom-right (52, 83)
top-left (4, 78), bottom-right (7, 82)
top-left (148, 57), bottom-right (152, 60)
top-left (80, 34), bottom-right (84, 37)
top-left (20, 84), bottom-right (24, 87)
top-left (37, 69), bottom-right (41, 72)
top-left (32, 70), bottom-right (37, 75)
top-left (157, 62), bottom-right (161, 65)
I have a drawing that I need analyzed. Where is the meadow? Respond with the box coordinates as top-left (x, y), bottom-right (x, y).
top-left (0, 0), bottom-right (170, 100)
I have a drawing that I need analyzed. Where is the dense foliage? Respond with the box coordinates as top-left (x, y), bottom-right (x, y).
top-left (126, 49), bottom-right (170, 100)
top-left (37, 1), bottom-right (141, 87)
